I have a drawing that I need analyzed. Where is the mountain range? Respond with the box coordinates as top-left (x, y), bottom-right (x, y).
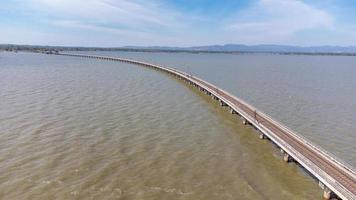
top-left (2, 44), bottom-right (356, 54)
top-left (123, 44), bottom-right (356, 53)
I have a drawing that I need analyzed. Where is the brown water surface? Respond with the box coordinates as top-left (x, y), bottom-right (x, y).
top-left (0, 52), bottom-right (336, 199)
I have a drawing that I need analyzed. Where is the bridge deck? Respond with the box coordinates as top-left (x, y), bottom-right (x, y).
top-left (56, 52), bottom-right (355, 200)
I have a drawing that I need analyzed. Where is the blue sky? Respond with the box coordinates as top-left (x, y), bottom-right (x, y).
top-left (0, 0), bottom-right (355, 47)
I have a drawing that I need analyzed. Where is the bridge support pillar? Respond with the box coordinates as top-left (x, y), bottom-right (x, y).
top-left (259, 134), bottom-right (265, 139)
top-left (242, 118), bottom-right (248, 125)
top-left (323, 188), bottom-right (331, 199)
top-left (219, 100), bottom-right (227, 106)
top-left (230, 109), bottom-right (236, 114)
top-left (283, 153), bottom-right (293, 162)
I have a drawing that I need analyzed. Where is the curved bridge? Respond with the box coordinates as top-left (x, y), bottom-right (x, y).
top-left (55, 52), bottom-right (355, 200)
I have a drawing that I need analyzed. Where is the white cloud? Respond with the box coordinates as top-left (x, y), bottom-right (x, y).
top-left (29, 0), bottom-right (183, 30)
top-left (226, 0), bottom-right (334, 44)
top-left (0, 0), bottom-right (190, 46)
top-left (2, 0), bottom-right (355, 46)
top-left (49, 19), bottom-right (183, 46)
top-left (5, 0), bottom-right (197, 46)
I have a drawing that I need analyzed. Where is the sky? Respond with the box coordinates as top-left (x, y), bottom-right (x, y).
top-left (0, 0), bottom-right (356, 47)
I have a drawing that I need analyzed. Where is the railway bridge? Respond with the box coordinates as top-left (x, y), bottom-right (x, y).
top-left (54, 52), bottom-right (355, 200)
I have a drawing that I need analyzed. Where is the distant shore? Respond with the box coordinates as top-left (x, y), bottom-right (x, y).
top-left (1, 44), bottom-right (356, 56)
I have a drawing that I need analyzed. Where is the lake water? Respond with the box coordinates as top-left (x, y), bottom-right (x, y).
top-left (0, 51), bottom-right (354, 199)
top-left (91, 51), bottom-right (356, 166)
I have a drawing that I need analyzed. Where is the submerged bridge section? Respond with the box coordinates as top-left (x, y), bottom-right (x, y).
top-left (56, 52), bottom-right (355, 200)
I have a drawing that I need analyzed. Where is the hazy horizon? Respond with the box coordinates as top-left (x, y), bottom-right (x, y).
top-left (2, 43), bottom-right (356, 49)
